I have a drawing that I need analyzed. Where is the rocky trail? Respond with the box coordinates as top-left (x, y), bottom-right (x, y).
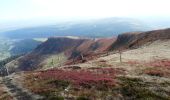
top-left (1, 76), bottom-right (43, 100)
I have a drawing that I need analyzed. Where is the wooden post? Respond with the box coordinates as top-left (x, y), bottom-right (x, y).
top-left (80, 53), bottom-right (85, 63)
top-left (51, 59), bottom-right (54, 68)
top-left (4, 66), bottom-right (9, 76)
top-left (0, 68), bottom-right (2, 76)
top-left (73, 58), bottom-right (75, 64)
top-left (119, 50), bottom-right (122, 63)
top-left (107, 52), bottom-right (109, 56)
top-left (80, 53), bottom-right (84, 60)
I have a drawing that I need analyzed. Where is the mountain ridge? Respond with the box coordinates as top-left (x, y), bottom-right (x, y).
top-left (110, 28), bottom-right (170, 50)
top-left (5, 28), bottom-right (170, 73)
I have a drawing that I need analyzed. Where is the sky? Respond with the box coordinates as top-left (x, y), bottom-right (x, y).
top-left (0, 0), bottom-right (170, 30)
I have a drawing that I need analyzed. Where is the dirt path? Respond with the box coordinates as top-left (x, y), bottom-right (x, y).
top-left (2, 76), bottom-right (43, 100)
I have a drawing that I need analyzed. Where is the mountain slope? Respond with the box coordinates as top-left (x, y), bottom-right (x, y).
top-left (6, 28), bottom-right (170, 73)
top-left (6, 37), bottom-right (116, 72)
top-left (10, 39), bottom-right (42, 56)
top-left (110, 28), bottom-right (170, 50)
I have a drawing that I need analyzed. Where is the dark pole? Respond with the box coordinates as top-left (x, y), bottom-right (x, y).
top-left (119, 50), bottom-right (122, 63)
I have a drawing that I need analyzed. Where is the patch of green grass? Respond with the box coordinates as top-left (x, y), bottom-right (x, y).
top-left (143, 67), bottom-right (170, 78)
top-left (41, 92), bottom-right (64, 100)
top-left (46, 96), bottom-right (64, 100)
top-left (77, 96), bottom-right (89, 100)
top-left (118, 77), bottom-right (170, 100)
top-left (160, 81), bottom-right (170, 87)
top-left (48, 80), bottom-right (70, 89)
top-left (43, 53), bottom-right (67, 69)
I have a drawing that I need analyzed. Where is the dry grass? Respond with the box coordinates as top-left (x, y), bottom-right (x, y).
top-left (22, 68), bottom-right (118, 99)
top-left (0, 79), bottom-right (13, 100)
top-left (42, 53), bottom-right (67, 69)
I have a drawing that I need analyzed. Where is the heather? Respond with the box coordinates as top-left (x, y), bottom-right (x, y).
top-left (24, 68), bottom-right (117, 99)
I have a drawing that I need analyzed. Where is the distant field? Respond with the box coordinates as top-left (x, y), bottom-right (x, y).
top-left (33, 38), bottom-right (47, 42)
top-left (0, 37), bottom-right (13, 60)
top-left (0, 37), bottom-right (43, 61)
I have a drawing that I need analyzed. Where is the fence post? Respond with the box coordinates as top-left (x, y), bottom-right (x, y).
top-left (119, 50), bottom-right (122, 63)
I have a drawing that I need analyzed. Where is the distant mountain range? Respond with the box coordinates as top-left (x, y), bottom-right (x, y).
top-left (1, 17), bottom-right (151, 39)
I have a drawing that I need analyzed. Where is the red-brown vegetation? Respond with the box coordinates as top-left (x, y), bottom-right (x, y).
top-left (149, 59), bottom-right (170, 69)
top-left (15, 37), bottom-right (116, 71)
top-left (23, 68), bottom-right (120, 99)
top-left (33, 68), bottom-right (116, 90)
top-left (144, 59), bottom-right (170, 77)
top-left (144, 69), bottom-right (170, 78)
top-left (126, 60), bottom-right (140, 65)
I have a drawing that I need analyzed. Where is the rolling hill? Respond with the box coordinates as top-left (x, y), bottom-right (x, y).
top-left (5, 28), bottom-right (170, 73)
top-left (6, 37), bottom-right (116, 72)
top-left (110, 28), bottom-right (170, 50)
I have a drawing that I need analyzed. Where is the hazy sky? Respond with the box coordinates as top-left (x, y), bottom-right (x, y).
top-left (0, 0), bottom-right (170, 31)
top-left (1, 0), bottom-right (170, 21)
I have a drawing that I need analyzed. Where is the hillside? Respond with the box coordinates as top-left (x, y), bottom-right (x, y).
top-left (6, 28), bottom-right (170, 73)
top-left (110, 28), bottom-right (170, 50)
top-left (6, 37), bottom-right (116, 73)
top-left (10, 39), bottom-right (42, 56)
top-left (2, 28), bottom-right (170, 100)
